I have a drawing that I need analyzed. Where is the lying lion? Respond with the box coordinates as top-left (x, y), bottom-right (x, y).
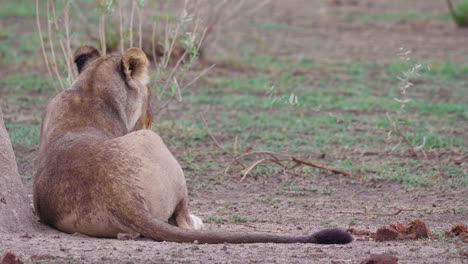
top-left (33, 45), bottom-right (353, 244)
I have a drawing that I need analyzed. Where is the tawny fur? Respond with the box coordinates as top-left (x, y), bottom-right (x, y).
top-left (33, 46), bottom-right (352, 244)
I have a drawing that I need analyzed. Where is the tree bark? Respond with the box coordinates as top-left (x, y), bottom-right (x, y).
top-left (0, 107), bottom-right (36, 233)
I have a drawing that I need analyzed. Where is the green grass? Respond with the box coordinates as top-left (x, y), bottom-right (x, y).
top-left (229, 214), bottom-right (248, 223)
top-left (5, 122), bottom-right (40, 147)
top-left (205, 216), bottom-right (223, 223)
top-left (0, 74), bottom-right (56, 108)
top-left (0, 74), bottom-right (56, 93)
top-left (2, 41), bottom-right (465, 188)
top-left (176, 57), bottom-right (467, 187)
top-left (0, 0), bottom-right (36, 18)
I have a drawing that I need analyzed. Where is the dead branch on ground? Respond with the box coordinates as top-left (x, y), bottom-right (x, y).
top-left (336, 207), bottom-right (414, 217)
top-left (224, 151), bottom-right (365, 182)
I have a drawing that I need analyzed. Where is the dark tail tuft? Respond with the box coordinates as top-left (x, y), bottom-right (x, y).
top-left (309, 228), bottom-right (353, 244)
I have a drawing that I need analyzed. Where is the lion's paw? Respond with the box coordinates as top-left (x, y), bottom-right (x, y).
top-left (189, 214), bottom-right (204, 230)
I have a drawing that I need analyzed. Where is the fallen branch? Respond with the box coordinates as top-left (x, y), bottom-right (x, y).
top-left (225, 151), bottom-right (365, 182)
top-left (337, 207), bottom-right (414, 216)
top-left (240, 158), bottom-right (287, 182)
top-left (292, 157), bottom-right (364, 178)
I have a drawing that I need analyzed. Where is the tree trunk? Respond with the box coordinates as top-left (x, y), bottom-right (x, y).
top-left (0, 107), bottom-right (36, 233)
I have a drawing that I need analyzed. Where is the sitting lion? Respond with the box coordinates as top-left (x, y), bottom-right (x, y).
top-left (33, 45), bottom-right (353, 244)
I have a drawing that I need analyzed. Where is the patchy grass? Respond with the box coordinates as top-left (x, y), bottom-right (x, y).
top-left (1, 30), bottom-right (466, 193)
top-left (0, 74), bottom-right (56, 93)
top-left (1, 2), bottom-right (467, 262)
top-left (171, 57), bottom-right (467, 187)
top-left (5, 122), bottom-right (40, 147)
top-left (0, 31), bottom-right (42, 65)
top-left (0, 0), bottom-right (36, 18)
top-left (0, 74), bottom-right (56, 109)
top-left (229, 214), bottom-right (248, 223)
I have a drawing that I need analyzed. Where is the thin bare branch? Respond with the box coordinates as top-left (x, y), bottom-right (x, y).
top-left (154, 64), bottom-right (215, 116)
top-left (151, 21), bottom-right (157, 63)
top-left (118, 1), bottom-right (124, 54)
top-left (240, 159), bottom-right (268, 182)
top-left (138, 3), bottom-right (143, 49)
top-left (291, 157), bottom-right (364, 178)
top-left (99, 13), bottom-right (106, 55)
top-left (337, 207), bottom-right (414, 216)
top-left (387, 113), bottom-right (418, 158)
top-left (47, 0), bottom-right (65, 90)
top-left (36, 0), bottom-right (53, 79)
top-left (63, 2), bottom-right (75, 81)
top-left (224, 151), bottom-right (365, 180)
top-left (51, 0), bottom-right (72, 86)
top-left (240, 158), bottom-right (287, 182)
top-left (129, 0), bottom-right (135, 48)
top-left (224, 151), bottom-right (290, 176)
top-left (200, 0), bottom-right (229, 43)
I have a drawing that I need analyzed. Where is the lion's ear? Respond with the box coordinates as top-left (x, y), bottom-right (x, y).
top-left (73, 45), bottom-right (101, 74)
top-left (122, 48), bottom-right (150, 86)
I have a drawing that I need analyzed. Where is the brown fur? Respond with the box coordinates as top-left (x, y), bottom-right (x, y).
top-left (33, 45), bottom-right (353, 244)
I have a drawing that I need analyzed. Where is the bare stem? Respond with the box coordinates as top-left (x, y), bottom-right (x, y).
top-left (51, 0), bottom-right (72, 86)
top-left (99, 13), bottom-right (106, 55)
top-left (151, 21), bottom-right (157, 64)
top-left (129, 0), bottom-right (135, 48)
top-left (154, 64), bottom-right (215, 116)
top-left (391, 120), bottom-right (418, 158)
top-left (119, 1), bottom-right (124, 54)
top-left (63, 2), bottom-right (74, 82)
top-left (46, 0), bottom-right (65, 90)
top-left (35, 0), bottom-right (53, 79)
top-left (138, 3), bottom-right (143, 49)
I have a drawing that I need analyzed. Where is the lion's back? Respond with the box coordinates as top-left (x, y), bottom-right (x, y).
top-left (33, 138), bottom-right (143, 232)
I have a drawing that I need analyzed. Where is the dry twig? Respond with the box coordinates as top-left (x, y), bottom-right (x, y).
top-left (35, 0), bottom-right (53, 79)
top-left (291, 157), bottom-right (363, 178)
top-left (225, 151), bottom-right (365, 182)
top-left (46, 0), bottom-right (65, 90)
top-left (336, 207), bottom-right (414, 216)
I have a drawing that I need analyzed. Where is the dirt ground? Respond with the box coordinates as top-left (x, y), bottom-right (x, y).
top-left (1, 0), bottom-right (467, 263)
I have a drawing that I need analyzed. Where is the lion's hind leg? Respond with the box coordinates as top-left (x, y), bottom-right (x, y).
top-left (172, 199), bottom-right (204, 230)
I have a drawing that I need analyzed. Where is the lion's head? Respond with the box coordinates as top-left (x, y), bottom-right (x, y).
top-left (71, 45), bottom-right (153, 133)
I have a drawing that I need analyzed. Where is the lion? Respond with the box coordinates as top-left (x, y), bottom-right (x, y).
top-left (33, 45), bottom-right (353, 244)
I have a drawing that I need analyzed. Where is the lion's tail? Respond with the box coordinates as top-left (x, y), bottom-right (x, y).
top-left (115, 205), bottom-right (353, 244)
